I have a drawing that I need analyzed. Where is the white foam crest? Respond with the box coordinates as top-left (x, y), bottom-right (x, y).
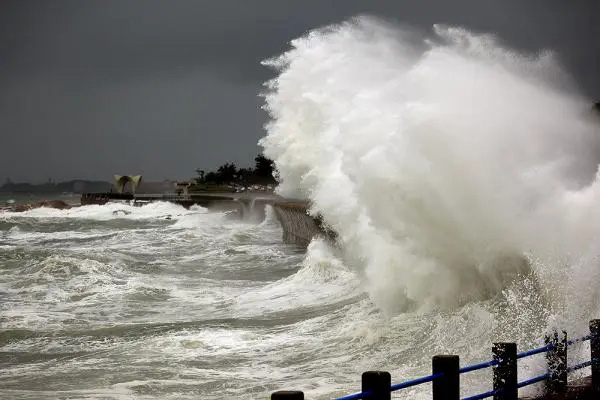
top-left (261, 17), bottom-right (600, 315)
top-left (2, 201), bottom-right (204, 221)
top-left (258, 204), bottom-right (281, 229)
top-left (9, 255), bottom-right (129, 304)
top-left (234, 239), bottom-right (361, 315)
top-left (169, 208), bottom-right (228, 231)
top-left (5, 228), bottom-right (117, 244)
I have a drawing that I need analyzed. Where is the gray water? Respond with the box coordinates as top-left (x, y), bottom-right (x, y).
top-left (0, 193), bottom-right (81, 207)
top-left (0, 201), bottom-right (593, 399)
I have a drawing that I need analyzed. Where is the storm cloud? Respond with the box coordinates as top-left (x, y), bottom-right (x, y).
top-left (1, 0), bottom-right (598, 182)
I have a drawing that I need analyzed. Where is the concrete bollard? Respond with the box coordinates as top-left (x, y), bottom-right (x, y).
top-left (271, 390), bottom-right (304, 400)
top-left (590, 319), bottom-right (600, 392)
top-left (361, 371), bottom-right (391, 400)
top-left (493, 343), bottom-right (517, 400)
top-left (545, 330), bottom-right (567, 393)
top-left (432, 355), bottom-right (459, 400)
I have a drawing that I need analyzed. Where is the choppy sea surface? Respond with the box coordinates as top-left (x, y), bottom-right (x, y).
top-left (1, 200), bottom-right (594, 400)
top-left (0, 193), bottom-right (81, 207)
top-left (0, 201), bottom-right (362, 400)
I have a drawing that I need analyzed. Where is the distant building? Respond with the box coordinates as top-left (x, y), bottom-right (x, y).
top-left (114, 175), bottom-right (142, 194)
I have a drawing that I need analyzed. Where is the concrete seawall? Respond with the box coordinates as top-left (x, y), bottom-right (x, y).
top-left (271, 201), bottom-right (334, 246)
top-left (81, 192), bottom-right (330, 246)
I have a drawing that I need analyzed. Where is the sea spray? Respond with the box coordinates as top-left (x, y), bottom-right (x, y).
top-left (260, 16), bottom-right (600, 316)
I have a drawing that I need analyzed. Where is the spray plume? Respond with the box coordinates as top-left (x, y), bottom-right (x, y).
top-left (261, 17), bottom-right (600, 315)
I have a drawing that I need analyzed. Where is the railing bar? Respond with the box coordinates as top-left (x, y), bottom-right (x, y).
top-left (516, 373), bottom-right (550, 388)
top-left (335, 390), bottom-right (372, 400)
top-left (459, 359), bottom-right (498, 374)
top-left (567, 360), bottom-right (592, 372)
top-left (516, 344), bottom-right (552, 359)
top-left (390, 372), bottom-right (443, 391)
top-left (566, 357), bottom-right (600, 373)
top-left (566, 334), bottom-right (594, 346)
top-left (461, 388), bottom-right (500, 400)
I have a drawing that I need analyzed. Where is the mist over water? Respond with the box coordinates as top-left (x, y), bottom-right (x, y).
top-left (261, 17), bottom-right (600, 319)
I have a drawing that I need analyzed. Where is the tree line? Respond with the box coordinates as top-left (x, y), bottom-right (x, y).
top-left (193, 154), bottom-right (276, 188)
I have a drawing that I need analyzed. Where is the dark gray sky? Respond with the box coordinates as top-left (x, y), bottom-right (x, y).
top-left (1, 0), bottom-right (598, 182)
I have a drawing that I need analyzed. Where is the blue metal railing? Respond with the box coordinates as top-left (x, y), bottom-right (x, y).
top-left (517, 343), bottom-right (553, 358)
top-left (336, 391), bottom-right (372, 400)
top-left (336, 373), bottom-right (445, 399)
top-left (391, 373), bottom-right (444, 391)
top-left (459, 359), bottom-right (498, 374)
top-left (461, 388), bottom-right (500, 400)
top-left (332, 331), bottom-right (598, 400)
top-left (568, 334), bottom-right (594, 346)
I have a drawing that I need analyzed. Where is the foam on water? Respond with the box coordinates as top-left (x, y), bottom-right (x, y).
top-left (2, 199), bottom-right (340, 398)
top-left (2, 195), bottom-right (592, 398)
top-left (233, 239), bottom-right (362, 316)
top-left (1, 201), bottom-right (203, 221)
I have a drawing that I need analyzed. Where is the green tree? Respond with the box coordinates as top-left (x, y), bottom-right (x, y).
top-left (254, 154), bottom-right (275, 180)
top-left (216, 162), bottom-right (237, 183)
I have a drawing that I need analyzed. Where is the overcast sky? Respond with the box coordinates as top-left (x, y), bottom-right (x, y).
top-left (1, 0), bottom-right (598, 183)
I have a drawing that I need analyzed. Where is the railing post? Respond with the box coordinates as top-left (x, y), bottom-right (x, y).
top-left (271, 391), bottom-right (304, 400)
top-left (590, 319), bottom-right (600, 392)
top-left (361, 371), bottom-right (391, 400)
top-left (493, 342), bottom-right (517, 400)
top-left (545, 330), bottom-right (567, 393)
top-left (432, 355), bottom-right (459, 400)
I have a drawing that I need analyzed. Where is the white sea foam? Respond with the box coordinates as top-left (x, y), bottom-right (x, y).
top-left (1, 201), bottom-right (203, 221)
top-left (233, 239), bottom-right (361, 316)
top-left (261, 17), bottom-right (600, 316)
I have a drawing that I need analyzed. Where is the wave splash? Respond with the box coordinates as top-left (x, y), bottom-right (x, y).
top-left (260, 17), bottom-right (600, 315)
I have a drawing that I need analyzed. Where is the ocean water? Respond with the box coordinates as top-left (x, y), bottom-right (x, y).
top-left (2, 17), bottom-right (600, 400)
top-left (2, 201), bottom-right (588, 400)
top-left (0, 202), bottom-right (369, 399)
top-left (0, 193), bottom-right (81, 207)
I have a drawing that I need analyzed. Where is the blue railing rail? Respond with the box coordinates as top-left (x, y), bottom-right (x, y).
top-left (270, 319), bottom-right (600, 400)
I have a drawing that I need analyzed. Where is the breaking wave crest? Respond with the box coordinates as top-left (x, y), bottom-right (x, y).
top-left (1, 201), bottom-right (205, 221)
top-left (260, 16), bottom-right (600, 315)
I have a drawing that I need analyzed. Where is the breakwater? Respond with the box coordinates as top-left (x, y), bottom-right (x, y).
top-left (81, 192), bottom-right (242, 210)
top-left (81, 192), bottom-right (329, 246)
top-left (271, 201), bottom-right (324, 246)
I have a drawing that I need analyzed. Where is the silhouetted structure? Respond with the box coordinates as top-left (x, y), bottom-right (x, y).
top-left (113, 175), bottom-right (142, 194)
